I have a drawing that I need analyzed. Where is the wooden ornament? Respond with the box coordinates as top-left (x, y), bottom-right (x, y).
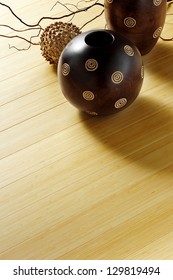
top-left (40, 22), bottom-right (81, 65)
top-left (58, 29), bottom-right (144, 116)
top-left (104, 0), bottom-right (167, 55)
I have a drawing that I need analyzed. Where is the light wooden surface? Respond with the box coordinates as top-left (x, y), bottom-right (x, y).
top-left (0, 0), bottom-right (173, 260)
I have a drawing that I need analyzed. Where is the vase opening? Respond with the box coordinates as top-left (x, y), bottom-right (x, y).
top-left (85, 31), bottom-right (115, 48)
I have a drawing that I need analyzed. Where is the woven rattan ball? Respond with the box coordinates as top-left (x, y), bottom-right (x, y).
top-left (40, 22), bottom-right (81, 65)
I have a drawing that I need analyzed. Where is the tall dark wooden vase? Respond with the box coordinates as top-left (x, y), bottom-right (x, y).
top-left (104, 0), bottom-right (167, 55)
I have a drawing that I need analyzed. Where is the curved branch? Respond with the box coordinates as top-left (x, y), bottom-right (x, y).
top-left (0, 2), bottom-right (104, 28)
top-left (0, 24), bottom-right (43, 33)
top-left (0, 34), bottom-right (40, 45)
top-left (80, 9), bottom-right (104, 30)
top-left (0, 2), bottom-right (35, 27)
top-left (51, 1), bottom-right (78, 12)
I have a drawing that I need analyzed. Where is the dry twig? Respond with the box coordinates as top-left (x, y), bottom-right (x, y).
top-left (0, 1), bottom-right (104, 50)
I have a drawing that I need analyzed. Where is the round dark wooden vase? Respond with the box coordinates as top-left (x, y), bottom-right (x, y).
top-left (58, 29), bottom-right (143, 116)
top-left (104, 0), bottom-right (167, 55)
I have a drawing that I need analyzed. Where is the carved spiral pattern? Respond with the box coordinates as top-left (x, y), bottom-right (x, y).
top-left (124, 17), bottom-right (136, 28)
top-left (85, 59), bottom-right (98, 71)
top-left (83, 91), bottom-right (95, 101)
top-left (153, 0), bottom-right (162, 6)
top-left (115, 98), bottom-right (127, 109)
top-left (124, 45), bottom-right (134, 56)
top-left (111, 71), bottom-right (124, 84)
top-left (141, 66), bottom-right (144, 79)
top-left (153, 26), bottom-right (162, 38)
top-left (62, 63), bottom-right (70, 76)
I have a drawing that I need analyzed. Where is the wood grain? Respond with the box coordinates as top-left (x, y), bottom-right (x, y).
top-left (0, 0), bottom-right (173, 260)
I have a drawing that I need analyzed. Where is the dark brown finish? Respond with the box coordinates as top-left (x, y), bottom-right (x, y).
top-left (104, 0), bottom-right (167, 55)
top-left (58, 30), bottom-right (143, 116)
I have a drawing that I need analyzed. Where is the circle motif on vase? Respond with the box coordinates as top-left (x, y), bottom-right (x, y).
top-left (115, 98), bottom-right (127, 109)
top-left (85, 59), bottom-right (98, 71)
top-left (111, 71), bottom-right (124, 84)
top-left (153, 0), bottom-right (162, 6)
top-left (124, 17), bottom-right (136, 28)
top-left (62, 63), bottom-right (70, 76)
top-left (83, 91), bottom-right (95, 101)
top-left (141, 66), bottom-right (144, 79)
top-left (153, 26), bottom-right (162, 38)
top-left (124, 45), bottom-right (134, 56)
